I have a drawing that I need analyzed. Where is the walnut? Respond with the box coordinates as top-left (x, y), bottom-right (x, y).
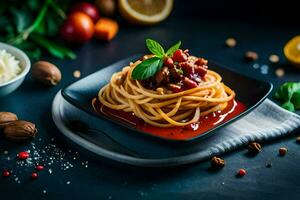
top-left (211, 156), bottom-right (225, 169)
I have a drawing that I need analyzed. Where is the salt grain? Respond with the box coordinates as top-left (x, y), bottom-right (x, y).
top-left (4, 150), bottom-right (8, 155)
top-left (67, 181), bottom-right (71, 185)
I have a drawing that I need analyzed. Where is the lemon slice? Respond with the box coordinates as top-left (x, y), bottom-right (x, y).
top-left (284, 35), bottom-right (300, 68)
top-left (119, 0), bottom-right (173, 25)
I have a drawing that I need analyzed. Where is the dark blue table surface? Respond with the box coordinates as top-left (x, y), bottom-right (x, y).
top-left (1, 18), bottom-right (300, 200)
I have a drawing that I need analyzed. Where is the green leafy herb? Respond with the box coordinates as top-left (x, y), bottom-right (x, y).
top-left (146, 39), bottom-right (165, 58)
top-left (166, 41), bottom-right (181, 56)
top-left (275, 82), bottom-right (300, 112)
top-left (1, 0), bottom-right (75, 60)
top-left (132, 57), bottom-right (163, 80)
top-left (30, 33), bottom-right (76, 59)
top-left (131, 39), bottom-right (181, 80)
top-left (291, 90), bottom-right (300, 109)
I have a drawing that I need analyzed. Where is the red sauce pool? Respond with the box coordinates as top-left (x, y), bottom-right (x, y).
top-left (93, 100), bottom-right (246, 141)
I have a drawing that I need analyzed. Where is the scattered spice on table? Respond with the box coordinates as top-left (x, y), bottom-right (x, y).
top-left (275, 68), bottom-right (285, 77)
top-left (2, 169), bottom-right (11, 177)
top-left (31, 172), bottom-right (38, 179)
top-left (73, 70), bottom-right (81, 78)
top-left (211, 156), bottom-right (225, 169)
top-left (279, 147), bottom-right (288, 156)
top-left (245, 51), bottom-right (258, 61)
top-left (269, 54), bottom-right (280, 63)
top-left (237, 169), bottom-right (246, 177)
top-left (225, 38), bottom-right (236, 48)
top-left (296, 136), bottom-right (300, 143)
top-left (247, 142), bottom-right (262, 154)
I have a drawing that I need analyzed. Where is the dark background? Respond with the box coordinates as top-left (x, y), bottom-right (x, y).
top-left (1, 0), bottom-right (300, 199)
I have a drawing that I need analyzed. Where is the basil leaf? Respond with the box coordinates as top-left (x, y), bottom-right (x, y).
top-left (275, 82), bottom-right (300, 102)
top-left (132, 57), bottom-right (163, 80)
top-left (30, 34), bottom-right (76, 59)
top-left (282, 101), bottom-right (295, 112)
top-left (146, 39), bottom-right (165, 58)
top-left (291, 90), bottom-right (300, 109)
top-left (166, 41), bottom-right (181, 56)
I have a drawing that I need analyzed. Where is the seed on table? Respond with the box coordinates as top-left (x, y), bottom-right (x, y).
top-left (225, 38), bottom-right (237, 48)
top-left (279, 147), bottom-right (287, 156)
top-left (2, 170), bottom-right (11, 177)
top-left (73, 70), bottom-right (81, 78)
top-left (269, 54), bottom-right (280, 63)
top-left (275, 68), bottom-right (285, 77)
top-left (247, 142), bottom-right (262, 154)
top-left (237, 169), bottom-right (246, 177)
top-left (211, 156), bottom-right (225, 169)
top-left (296, 136), bottom-right (300, 144)
top-left (31, 172), bottom-right (38, 179)
top-left (36, 165), bottom-right (44, 171)
top-left (245, 51), bottom-right (258, 61)
top-left (17, 151), bottom-right (29, 160)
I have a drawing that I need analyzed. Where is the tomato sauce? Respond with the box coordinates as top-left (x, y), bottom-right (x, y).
top-left (94, 100), bottom-right (246, 141)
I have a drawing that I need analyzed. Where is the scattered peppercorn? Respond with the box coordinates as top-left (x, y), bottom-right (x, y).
top-left (269, 54), bottom-right (280, 63)
top-left (225, 38), bottom-right (236, 48)
top-left (275, 68), bottom-right (285, 77)
top-left (31, 172), bottom-right (38, 179)
top-left (237, 169), bottom-right (246, 177)
top-left (211, 156), bottom-right (225, 169)
top-left (247, 142), bottom-right (262, 154)
top-left (245, 51), bottom-right (258, 61)
top-left (279, 147), bottom-right (287, 156)
top-left (296, 136), bottom-right (300, 144)
top-left (2, 170), bottom-right (11, 177)
top-left (36, 165), bottom-right (44, 171)
top-left (17, 151), bottom-right (29, 160)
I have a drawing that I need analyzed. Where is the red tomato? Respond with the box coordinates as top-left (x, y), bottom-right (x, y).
top-left (60, 12), bottom-right (94, 43)
top-left (70, 2), bottom-right (100, 23)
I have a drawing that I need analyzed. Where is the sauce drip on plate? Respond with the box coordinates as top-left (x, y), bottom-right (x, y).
top-left (93, 100), bottom-right (246, 141)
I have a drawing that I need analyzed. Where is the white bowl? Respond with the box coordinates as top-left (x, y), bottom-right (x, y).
top-left (0, 42), bottom-right (31, 97)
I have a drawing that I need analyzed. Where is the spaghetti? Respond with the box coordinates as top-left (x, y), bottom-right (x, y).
top-left (93, 55), bottom-right (235, 128)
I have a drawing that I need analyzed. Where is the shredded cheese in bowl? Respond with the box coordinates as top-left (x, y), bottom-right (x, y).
top-left (0, 49), bottom-right (22, 84)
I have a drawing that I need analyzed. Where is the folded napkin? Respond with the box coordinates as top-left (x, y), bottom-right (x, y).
top-left (193, 98), bottom-right (300, 160)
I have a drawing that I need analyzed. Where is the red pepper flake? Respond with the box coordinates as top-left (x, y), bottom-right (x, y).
top-left (17, 151), bottom-right (29, 160)
top-left (279, 147), bottom-right (287, 156)
top-left (36, 165), bottom-right (44, 171)
top-left (31, 172), bottom-right (38, 179)
top-left (2, 170), bottom-right (11, 177)
top-left (237, 169), bottom-right (246, 177)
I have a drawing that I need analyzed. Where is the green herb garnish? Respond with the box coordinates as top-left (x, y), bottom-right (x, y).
top-left (275, 82), bottom-right (300, 111)
top-left (131, 39), bottom-right (181, 80)
top-left (0, 0), bottom-right (75, 60)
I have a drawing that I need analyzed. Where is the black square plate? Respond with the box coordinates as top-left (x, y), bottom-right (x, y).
top-left (61, 54), bottom-right (273, 142)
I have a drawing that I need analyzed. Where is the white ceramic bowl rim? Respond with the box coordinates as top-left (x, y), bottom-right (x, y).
top-left (0, 42), bottom-right (31, 87)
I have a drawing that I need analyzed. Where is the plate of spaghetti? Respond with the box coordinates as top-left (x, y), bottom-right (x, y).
top-left (62, 39), bottom-right (272, 142)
